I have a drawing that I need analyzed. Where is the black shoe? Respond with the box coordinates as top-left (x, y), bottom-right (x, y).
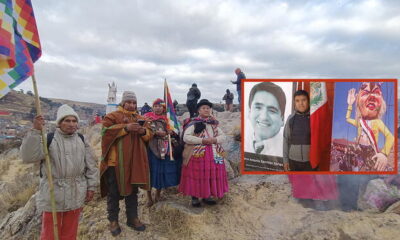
top-left (297, 199), bottom-right (313, 209)
top-left (127, 220), bottom-right (146, 231)
top-left (202, 197), bottom-right (217, 205)
top-left (342, 205), bottom-right (357, 212)
top-left (109, 221), bottom-right (122, 236)
top-left (313, 200), bottom-right (328, 211)
top-left (191, 197), bottom-right (201, 207)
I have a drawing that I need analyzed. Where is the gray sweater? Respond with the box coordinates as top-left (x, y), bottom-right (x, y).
top-left (283, 112), bottom-right (311, 164)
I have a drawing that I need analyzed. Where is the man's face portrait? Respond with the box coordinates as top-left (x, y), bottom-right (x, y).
top-left (249, 91), bottom-right (284, 142)
top-left (357, 82), bottom-right (383, 120)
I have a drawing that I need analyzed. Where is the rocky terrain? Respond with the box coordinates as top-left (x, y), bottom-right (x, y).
top-left (0, 90), bottom-right (105, 122)
top-left (0, 111), bottom-right (399, 240)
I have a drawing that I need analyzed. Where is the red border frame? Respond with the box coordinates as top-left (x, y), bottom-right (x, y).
top-left (241, 79), bottom-right (398, 175)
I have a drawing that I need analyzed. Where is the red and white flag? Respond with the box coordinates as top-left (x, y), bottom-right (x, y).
top-left (310, 82), bottom-right (332, 169)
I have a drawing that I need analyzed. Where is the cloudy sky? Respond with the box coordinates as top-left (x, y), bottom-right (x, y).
top-left (17, 0), bottom-right (400, 105)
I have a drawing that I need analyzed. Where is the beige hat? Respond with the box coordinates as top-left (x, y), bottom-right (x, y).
top-left (56, 104), bottom-right (80, 125)
top-left (120, 91), bottom-right (137, 104)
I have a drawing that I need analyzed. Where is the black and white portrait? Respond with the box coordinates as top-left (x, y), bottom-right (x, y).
top-left (244, 81), bottom-right (294, 171)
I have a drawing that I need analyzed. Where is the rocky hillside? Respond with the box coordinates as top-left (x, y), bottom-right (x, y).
top-left (0, 111), bottom-right (400, 240)
top-left (0, 90), bottom-right (105, 121)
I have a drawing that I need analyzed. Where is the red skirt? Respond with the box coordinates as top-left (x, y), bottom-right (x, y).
top-left (179, 146), bottom-right (229, 198)
top-left (288, 175), bottom-right (338, 200)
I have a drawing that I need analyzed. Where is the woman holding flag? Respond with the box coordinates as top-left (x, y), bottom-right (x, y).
top-left (144, 98), bottom-right (182, 206)
top-left (179, 99), bottom-right (229, 207)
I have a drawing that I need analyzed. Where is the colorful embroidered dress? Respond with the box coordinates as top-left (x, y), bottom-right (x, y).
top-left (144, 112), bottom-right (182, 189)
top-left (179, 117), bottom-right (229, 198)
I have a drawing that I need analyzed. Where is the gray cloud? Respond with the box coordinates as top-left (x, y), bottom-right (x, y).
top-left (16, 0), bottom-right (400, 105)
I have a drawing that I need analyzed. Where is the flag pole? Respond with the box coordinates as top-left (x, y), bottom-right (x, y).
top-left (31, 74), bottom-right (59, 240)
top-left (164, 79), bottom-right (174, 160)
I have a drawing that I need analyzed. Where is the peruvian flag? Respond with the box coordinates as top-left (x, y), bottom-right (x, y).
top-left (310, 82), bottom-right (332, 170)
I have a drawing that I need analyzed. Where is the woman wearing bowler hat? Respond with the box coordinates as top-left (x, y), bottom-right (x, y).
top-left (179, 99), bottom-right (229, 207)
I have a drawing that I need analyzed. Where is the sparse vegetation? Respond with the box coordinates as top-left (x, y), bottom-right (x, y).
top-left (6, 183), bottom-right (37, 212)
top-left (0, 158), bottom-right (11, 176)
top-left (0, 170), bottom-right (38, 218)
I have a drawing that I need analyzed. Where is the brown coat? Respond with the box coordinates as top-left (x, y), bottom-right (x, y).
top-left (100, 109), bottom-right (153, 197)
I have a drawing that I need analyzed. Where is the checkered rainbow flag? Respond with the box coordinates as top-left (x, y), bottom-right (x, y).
top-left (164, 79), bottom-right (180, 134)
top-left (0, 0), bottom-right (41, 98)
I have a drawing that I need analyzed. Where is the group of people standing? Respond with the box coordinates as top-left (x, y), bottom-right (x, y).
top-left (101, 92), bottom-right (230, 236)
top-left (22, 89), bottom-right (230, 238)
top-left (185, 68), bottom-right (246, 116)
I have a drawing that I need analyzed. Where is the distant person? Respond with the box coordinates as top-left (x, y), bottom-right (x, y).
top-left (186, 83), bottom-right (201, 118)
top-left (140, 102), bottom-right (152, 115)
top-left (173, 99), bottom-right (179, 112)
top-left (20, 104), bottom-right (98, 240)
top-left (231, 68), bottom-right (246, 105)
top-left (245, 82), bottom-right (286, 156)
top-left (94, 113), bottom-right (102, 124)
top-left (100, 91), bottom-right (153, 235)
top-left (283, 90), bottom-right (312, 171)
top-left (222, 89), bottom-right (234, 112)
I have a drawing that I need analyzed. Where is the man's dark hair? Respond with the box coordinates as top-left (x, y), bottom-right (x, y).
top-left (248, 82), bottom-right (286, 117)
top-left (293, 90), bottom-right (309, 102)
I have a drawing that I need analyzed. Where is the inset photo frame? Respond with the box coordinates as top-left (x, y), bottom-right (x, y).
top-left (241, 79), bottom-right (398, 175)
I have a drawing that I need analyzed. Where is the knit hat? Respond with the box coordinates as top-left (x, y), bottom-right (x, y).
top-left (196, 99), bottom-right (213, 110)
top-left (120, 91), bottom-right (137, 104)
top-left (56, 104), bottom-right (80, 125)
top-left (152, 98), bottom-right (165, 108)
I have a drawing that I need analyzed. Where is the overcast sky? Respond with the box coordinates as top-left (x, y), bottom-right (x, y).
top-left (16, 0), bottom-right (400, 106)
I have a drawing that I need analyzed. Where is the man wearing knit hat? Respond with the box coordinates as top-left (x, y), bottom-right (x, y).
top-left (100, 91), bottom-right (153, 236)
top-left (20, 104), bottom-right (99, 240)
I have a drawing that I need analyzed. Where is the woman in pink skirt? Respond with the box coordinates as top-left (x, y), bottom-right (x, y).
top-left (179, 99), bottom-right (229, 207)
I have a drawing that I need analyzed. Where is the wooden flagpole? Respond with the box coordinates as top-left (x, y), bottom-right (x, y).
top-left (31, 74), bottom-right (59, 240)
top-left (164, 79), bottom-right (174, 160)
